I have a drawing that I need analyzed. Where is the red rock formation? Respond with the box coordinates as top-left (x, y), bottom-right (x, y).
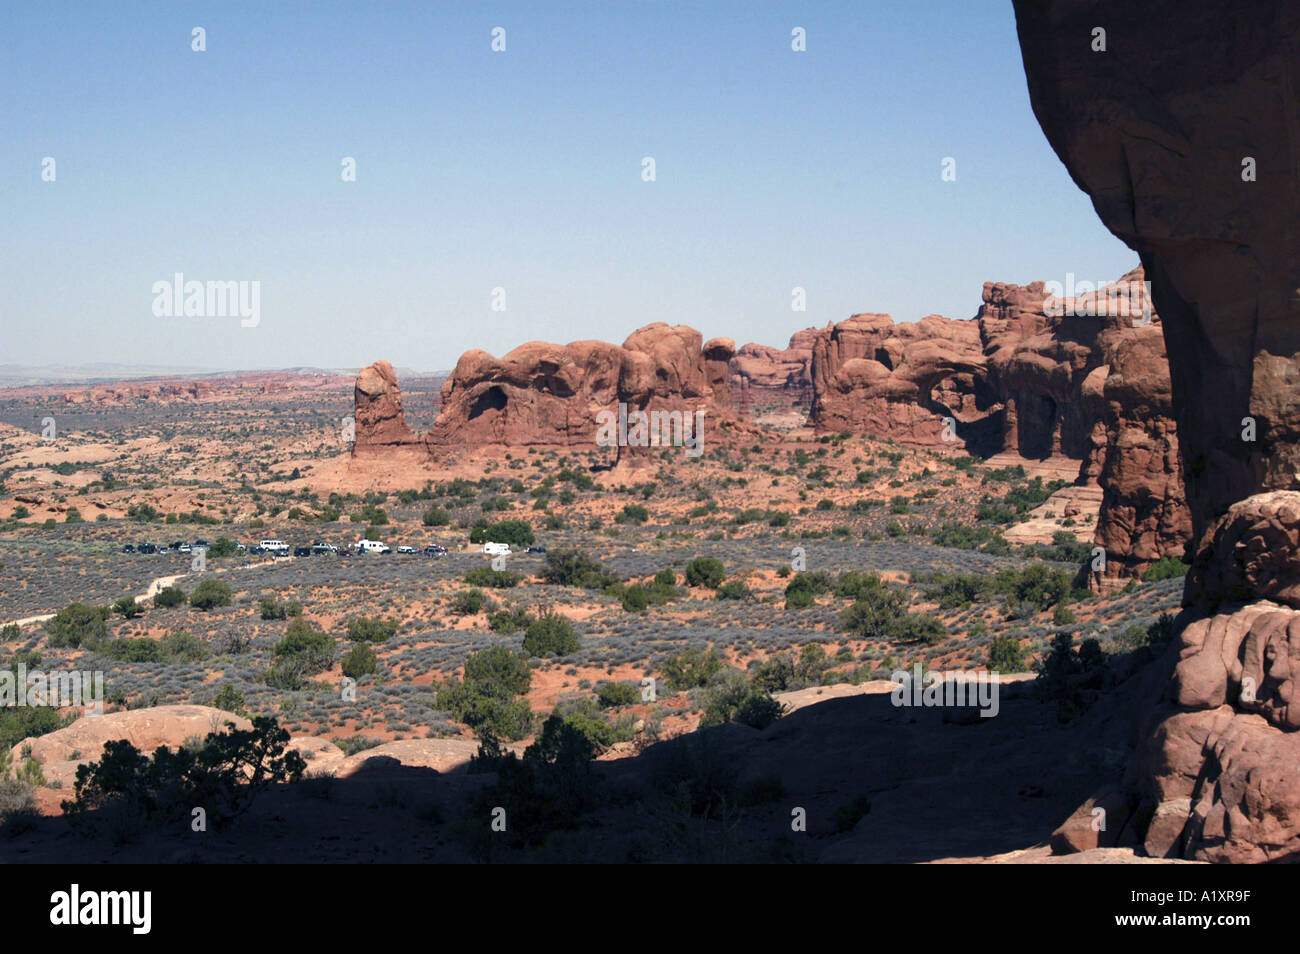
top-left (730, 330), bottom-right (815, 412)
top-left (421, 323), bottom-right (738, 457)
top-left (810, 313), bottom-right (998, 448)
top-left (807, 270), bottom-right (1192, 583)
top-left (351, 360), bottom-right (418, 454)
top-left (1015, 0), bottom-right (1300, 863)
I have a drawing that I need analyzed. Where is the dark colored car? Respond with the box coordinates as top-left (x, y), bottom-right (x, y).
top-left (138, 543), bottom-right (157, 554)
top-left (423, 544), bottom-right (448, 556)
top-left (121, 543), bottom-right (136, 553)
top-left (193, 539), bottom-right (209, 549)
top-left (293, 546), bottom-right (311, 557)
top-left (248, 545), bottom-right (265, 555)
top-left (526, 546), bottom-right (546, 554)
top-left (169, 540), bottom-right (185, 551)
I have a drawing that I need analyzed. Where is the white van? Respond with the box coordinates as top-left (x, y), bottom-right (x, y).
top-left (259, 539), bottom-right (289, 555)
top-left (483, 542), bottom-right (511, 557)
top-left (355, 539), bottom-right (391, 554)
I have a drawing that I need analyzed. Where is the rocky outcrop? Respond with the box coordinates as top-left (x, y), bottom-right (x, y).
top-left (730, 330), bottom-right (815, 412)
top-left (1185, 492), bottom-right (1300, 614)
top-left (810, 312), bottom-right (1000, 450)
top-left (352, 360), bottom-right (419, 454)
top-left (807, 269), bottom-right (1192, 581)
top-left (1132, 600), bottom-right (1300, 862)
top-left (423, 323), bottom-right (737, 455)
top-left (1014, 0), bottom-right (1300, 862)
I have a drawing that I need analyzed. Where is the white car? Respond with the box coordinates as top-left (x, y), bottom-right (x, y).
top-left (483, 542), bottom-right (512, 557)
top-left (396, 545), bottom-right (418, 555)
top-left (259, 539), bottom-right (290, 555)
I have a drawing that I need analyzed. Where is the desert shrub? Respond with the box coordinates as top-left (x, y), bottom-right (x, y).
top-left (530, 701), bottom-right (628, 756)
top-left (1142, 556), bottom-right (1188, 582)
top-left (930, 522), bottom-right (1007, 553)
top-left (660, 646), bottom-right (724, 691)
top-left (111, 595), bottom-right (143, 619)
top-left (750, 653), bottom-right (795, 692)
top-left (272, 618), bottom-right (336, 674)
top-left (1034, 633), bottom-right (1101, 722)
top-left (621, 583), bottom-right (650, 613)
top-left (45, 603), bottom-right (110, 649)
top-left (837, 577), bottom-right (906, 639)
top-left (1146, 613), bottom-right (1178, 647)
top-left (1053, 604), bottom-right (1076, 625)
top-left (523, 612), bottom-right (580, 657)
top-left (685, 557), bottom-right (725, 589)
top-left (451, 589), bottom-right (487, 615)
top-left (259, 597), bottom-right (287, 620)
top-left (541, 549), bottom-right (620, 589)
top-left (212, 684), bottom-right (246, 716)
top-left (154, 586), bottom-right (186, 608)
top-left (263, 657), bottom-right (309, 690)
top-left (986, 635), bottom-right (1025, 672)
top-left (469, 519), bottom-right (534, 547)
top-left (189, 579), bottom-right (233, 611)
top-left (422, 506), bottom-right (451, 527)
top-left (0, 749), bottom-right (37, 823)
top-left (715, 580), bottom-right (750, 600)
top-left (924, 572), bottom-right (993, 608)
top-left (798, 644), bottom-right (830, 682)
top-left (62, 717), bottom-right (305, 830)
top-left (463, 567), bottom-right (523, 589)
top-left (98, 637), bottom-right (163, 663)
top-left (439, 646), bottom-right (534, 740)
top-left (354, 505), bottom-right (388, 525)
top-left (596, 681), bottom-right (639, 708)
top-left (332, 736), bottom-right (383, 757)
top-left (345, 616), bottom-right (398, 642)
top-left (700, 675), bottom-right (785, 730)
top-left (208, 537), bottom-right (238, 558)
top-left (489, 607), bottom-right (531, 634)
top-left (994, 563), bottom-right (1072, 612)
top-left (341, 643), bottom-right (379, 680)
top-left (891, 614), bottom-right (947, 645)
top-left (617, 503), bottom-right (650, 525)
top-left (0, 703), bottom-right (66, 754)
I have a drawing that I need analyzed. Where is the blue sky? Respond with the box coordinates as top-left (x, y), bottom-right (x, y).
top-left (0, 1), bottom-right (1136, 372)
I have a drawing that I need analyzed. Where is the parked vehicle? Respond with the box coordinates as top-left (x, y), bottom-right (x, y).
top-left (139, 543), bottom-right (157, 554)
top-left (178, 544), bottom-right (192, 553)
top-left (526, 546), bottom-right (546, 554)
top-left (423, 544), bottom-right (448, 556)
top-left (396, 545), bottom-right (418, 555)
top-left (259, 539), bottom-right (290, 555)
top-left (293, 546), bottom-right (312, 557)
top-left (311, 542), bottom-right (338, 554)
top-left (193, 539), bottom-right (210, 550)
top-left (248, 545), bottom-right (265, 555)
top-left (483, 542), bottom-right (511, 557)
top-left (121, 543), bottom-right (136, 553)
top-left (354, 539), bottom-right (391, 555)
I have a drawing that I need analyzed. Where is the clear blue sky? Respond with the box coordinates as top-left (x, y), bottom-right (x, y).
top-left (0, 0), bottom-right (1136, 372)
